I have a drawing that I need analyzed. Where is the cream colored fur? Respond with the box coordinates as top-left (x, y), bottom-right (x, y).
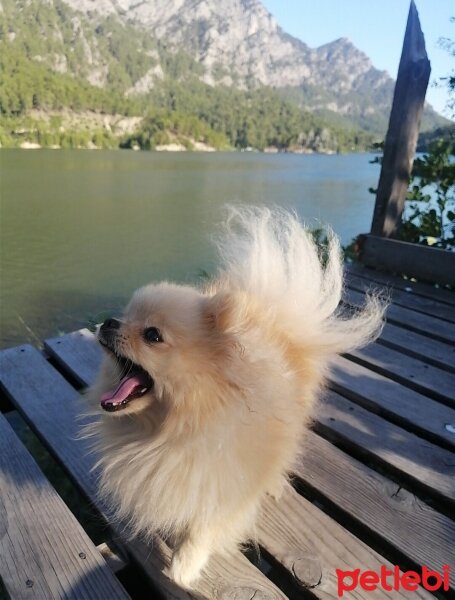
top-left (85, 207), bottom-right (384, 587)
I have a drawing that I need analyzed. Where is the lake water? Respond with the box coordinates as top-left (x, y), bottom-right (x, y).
top-left (0, 149), bottom-right (380, 348)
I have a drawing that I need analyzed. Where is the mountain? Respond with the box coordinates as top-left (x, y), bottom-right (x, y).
top-left (59, 0), bottom-right (385, 93)
top-left (42, 0), bottom-right (448, 129)
top-left (417, 123), bottom-right (455, 152)
top-left (0, 0), bottom-right (448, 150)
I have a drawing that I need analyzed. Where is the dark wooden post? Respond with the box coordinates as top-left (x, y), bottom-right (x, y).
top-left (370, 0), bottom-right (431, 238)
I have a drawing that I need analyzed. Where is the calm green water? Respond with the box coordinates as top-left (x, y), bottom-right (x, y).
top-left (0, 149), bottom-right (379, 348)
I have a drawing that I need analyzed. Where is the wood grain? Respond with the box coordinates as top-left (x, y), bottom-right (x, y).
top-left (344, 274), bottom-right (455, 371)
top-left (45, 329), bottom-right (101, 388)
top-left (317, 390), bottom-right (455, 504)
top-left (378, 323), bottom-right (455, 373)
top-left (347, 344), bottom-right (455, 408)
top-left (346, 272), bottom-right (455, 324)
top-left (258, 485), bottom-right (433, 599)
top-left (360, 235), bottom-right (455, 287)
top-left (344, 263), bottom-right (455, 312)
top-left (296, 431), bottom-right (455, 589)
top-left (329, 356), bottom-right (455, 450)
top-left (345, 287), bottom-right (455, 345)
top-left (0, 345), bottom-right (287, 600)
top-left (0, 412), bottom-right (130, 600)
top-left (345, 263), bottom-right (455, 307)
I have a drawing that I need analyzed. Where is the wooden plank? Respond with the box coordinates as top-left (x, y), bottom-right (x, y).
top-left (316, 390), bottom-right (455, 504)
top-left (346, 262), bottom-right (455, 307)
top-left (370, 0), bottom-right (431, 238)
top-left (345, 287), bottom-right (455, 345)
top-left (378, 323), bottom-right (455, 374)
top-left (259, 486), bottom-right (433, 600)
top-left (346, 271), bottom-right (455, 324)
top-left (46, 330), bottom-right (455, 595)
top-left (297, 431), bottom-right (455, 589)
top-left (45, 329), bottom-right (101, 388)
top-left (0, 412), bottom-right (130, 600)
top-left (329, 356), bottom-right (455, 451)
top-left (359, 235), bottom-right (455, 287)
top-left (45, 331), bottom-right (440, 599)
top-left (0, 345), bottom-right (287, 600)
top-left (344, 274), bottom-right (455, 370)
top-left (348, 344), bottom-right (455, 408)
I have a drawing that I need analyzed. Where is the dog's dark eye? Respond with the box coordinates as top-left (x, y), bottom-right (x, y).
top-left (143, 327), bottom-right (163, 344)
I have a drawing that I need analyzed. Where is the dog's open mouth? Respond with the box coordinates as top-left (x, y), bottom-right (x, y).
top-left (99, 340), bottom-right (154, 412)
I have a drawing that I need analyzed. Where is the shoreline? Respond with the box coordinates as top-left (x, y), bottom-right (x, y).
top-left (0, 144), bottom-right (354, 155)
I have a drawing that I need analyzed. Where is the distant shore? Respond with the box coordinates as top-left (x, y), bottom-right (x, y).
top-left (2, 142), bottom-right (341, 155)
top-left (0, 110), bottom-right (371, 155)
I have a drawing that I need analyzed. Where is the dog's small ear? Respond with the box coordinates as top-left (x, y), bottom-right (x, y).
top-left (202, 292), bottom-right (233, 333)
top-left (202, 292), bottom-right (246, 360)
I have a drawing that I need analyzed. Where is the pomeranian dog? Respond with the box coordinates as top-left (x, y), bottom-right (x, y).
top-left (86, 207), bottom-right (383, 587)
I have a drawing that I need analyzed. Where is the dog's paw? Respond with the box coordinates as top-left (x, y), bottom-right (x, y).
top-left (169, 543), bottom-right (209, 588)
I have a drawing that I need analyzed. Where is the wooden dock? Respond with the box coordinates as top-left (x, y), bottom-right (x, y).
top-left (0, 263), bottom-right (454, 599)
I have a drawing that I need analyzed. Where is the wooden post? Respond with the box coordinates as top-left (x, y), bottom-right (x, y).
top-left (370, 0), bottom-right (431, 238)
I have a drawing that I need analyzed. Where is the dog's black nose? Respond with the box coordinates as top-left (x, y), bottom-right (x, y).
top-left (101, 318), bottom-right (121, 331)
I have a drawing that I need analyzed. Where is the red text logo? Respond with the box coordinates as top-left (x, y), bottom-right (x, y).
top-left (336, 565), bottom-right (450, 596)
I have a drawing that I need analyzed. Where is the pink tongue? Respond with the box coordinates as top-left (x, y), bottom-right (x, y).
top-left (101, 375), bottom-right (146, 406)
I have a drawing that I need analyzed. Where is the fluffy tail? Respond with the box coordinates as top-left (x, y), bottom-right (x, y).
top-left (214, 206), bottom-right (385, 355)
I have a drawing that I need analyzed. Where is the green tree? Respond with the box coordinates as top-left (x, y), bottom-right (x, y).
top-left (401, 140), bottom-right (455, 249)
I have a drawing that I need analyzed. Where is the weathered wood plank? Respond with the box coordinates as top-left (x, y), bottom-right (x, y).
top-left (348, 344), bottom-right (455, 408)
top-left (345, 288), bottom-right (455, 345)
top-left (0, 345), bottom-right (287, 600)
top-left (259, 486), bottom-right (433, 599)
top-left (329, 356), bottom-right (455, 451)
top-left (297, 431), bottom-right (455, 589)
top-left (360, 235), bottom-right (455, 287)
top-left (378, 323), bottom-right (455, 374)
top-left (46, 330), bottom-right (455, 594)
top-left (45, 331), bottom-right (444, 599)
top-left (45, 329), bottom-right (101, 388)
top-left (345, 273), bottom-right (455, 370)
top-left (346, 263), bottom-right (455, 307)
top-left (317, 391), bottom-right (455, 504)
top-left (0, 412), bottom-right (130, 600)
top-left (346, 272), bottom-right (455, 324)
top-left (370, 0), bottom-right (431, 238)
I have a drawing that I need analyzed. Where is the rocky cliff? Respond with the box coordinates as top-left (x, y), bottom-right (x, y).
top-left (0, 0), bottom-right (446, 140)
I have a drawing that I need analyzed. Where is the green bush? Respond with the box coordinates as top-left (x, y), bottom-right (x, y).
top-left (368, 139), bottom-right (455, 250)
top-left (402, 139), bottom-right (455, 249)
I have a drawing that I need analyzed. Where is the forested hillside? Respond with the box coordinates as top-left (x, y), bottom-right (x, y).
top-left (0, 0), bottom-right (448, 151)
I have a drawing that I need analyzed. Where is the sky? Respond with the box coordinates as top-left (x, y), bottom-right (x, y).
top-left (261, 0), bottom-right (454, 119)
